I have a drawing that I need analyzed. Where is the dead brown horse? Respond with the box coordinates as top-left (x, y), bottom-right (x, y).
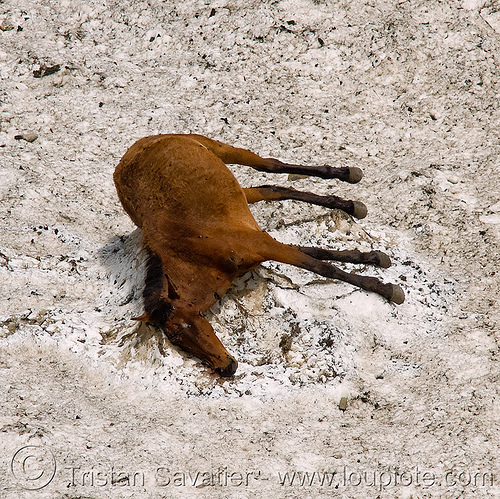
top-left (114, 134), bottom-right (404, 376)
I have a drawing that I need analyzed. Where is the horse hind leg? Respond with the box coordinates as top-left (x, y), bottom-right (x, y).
top-left (190, 134), bottom-right (363, 183)
top-left (243, 185), bottom-right (367, 219)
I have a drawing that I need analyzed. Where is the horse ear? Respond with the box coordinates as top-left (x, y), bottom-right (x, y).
top-left (132, 313), bottom-right (150, 322)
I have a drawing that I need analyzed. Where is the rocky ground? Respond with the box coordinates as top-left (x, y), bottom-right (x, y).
top-left (1, 0), bottom-right (499, 497)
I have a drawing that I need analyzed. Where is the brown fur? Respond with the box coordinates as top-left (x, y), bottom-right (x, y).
top-left (114, 134), bottom-right (404, 376)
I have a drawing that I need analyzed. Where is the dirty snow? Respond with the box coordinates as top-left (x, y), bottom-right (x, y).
top-left (1, 0), bottom-right (500, 497)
